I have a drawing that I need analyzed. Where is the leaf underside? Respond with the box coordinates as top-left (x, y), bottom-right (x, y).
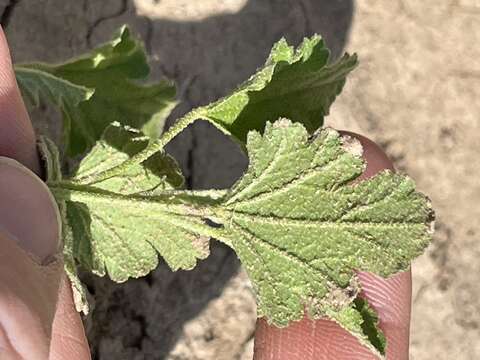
top-left (47, 124), bottom-right (214, 283)
top-left (15, 66), bottom-right (94, 110)
top-left (26, 29), bottom-right (434, 357)
top-left (43, 120), bottom-right (433, 357)
top-left (212, 121), bottom-right (432, 354)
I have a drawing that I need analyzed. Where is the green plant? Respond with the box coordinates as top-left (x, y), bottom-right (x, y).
top-left (15, 27), bottom-right (434, 357)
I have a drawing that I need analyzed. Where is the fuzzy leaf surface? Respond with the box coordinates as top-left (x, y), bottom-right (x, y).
top-left (46, 125), bottom-right (215, 283)
top-left (198, 36), bottom-right (357, 142)
top-left (18, 26), bottom-right (177, 156)
top-left (212, 121), bottom-right (433, 354)
top-left (43, 119), bottom-right (433, 352)
top-left (74, 123), bottom-right (184, 194)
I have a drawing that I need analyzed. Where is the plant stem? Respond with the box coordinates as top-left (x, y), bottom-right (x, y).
top-left (73, 109), bottom-right (205, 185)
top-left (50, 181), bottom-right (233, 246)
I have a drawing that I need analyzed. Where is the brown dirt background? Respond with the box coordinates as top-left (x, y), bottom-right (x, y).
top-left (1, 0), bottom-right (478, 358)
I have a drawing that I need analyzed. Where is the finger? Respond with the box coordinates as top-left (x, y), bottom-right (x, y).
top-left (49, 274), bottom-right (91, 360)
top-left (0, 25), bottom-right (40, 174)
top-left (0, 157), bottom-right (59, 262)
top-left (253, 131), bottom-right (411, 360)
top-left (0, 157), bottom-right (62, 358)
top-left (356, 270), bottom-right (411, 358)
top-left (343, 131), bottom-right (411, 358)
top-left (1, 28), bottom-right (91, 358)
top-left (0, 157), bottom-right (91, 359)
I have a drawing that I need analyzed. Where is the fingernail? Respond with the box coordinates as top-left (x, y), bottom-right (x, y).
top-left (0, 156), bottom-right (61, 263)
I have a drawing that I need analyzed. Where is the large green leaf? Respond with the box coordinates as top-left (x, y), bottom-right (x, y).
top-left (216, 122), bottom-right (432, 324)
top-left (210, 121), bottom-right (433, 355)
top-left (18, 26), bottom-right (177, 156)
top-left (73, 123), bottom-right (184, 194)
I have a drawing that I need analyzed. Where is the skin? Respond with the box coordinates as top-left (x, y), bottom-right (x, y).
top-left (0, 26), bottom-right (410, 359)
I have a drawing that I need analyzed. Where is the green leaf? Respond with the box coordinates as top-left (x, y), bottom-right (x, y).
top-left (38, 137), bottom-right (90, 313)
top-left (210, 120), bottom-right (433, 354)
top-left (18, 26), bottom-right (177, 156)
top-left (323, 296), bottom-right (386, 356)
top-left (58, 189), bottom-right (216, 282)
top-left (73, 123), bottom-right (184, 194)
top-left (47, 126), bottom-right (218, 283)
top-left (15, 66), bottom-right (94, 109)
top-left (43, 119), bottom-right (433, 351)
top-left (197, 36), bottom-right (357, 142)
top-left (64, 35), bottom-right (357, 187)
top-left (353, 297), bottom-right (386, 355)
top-left (15, 65), bottom-right (94, 113)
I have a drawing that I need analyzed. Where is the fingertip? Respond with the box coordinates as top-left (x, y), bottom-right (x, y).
top-left (0, 26), bottom-right (40, 173)
top-left (0, 157), bottom-right (60, 263)
top-left (0, 233), bottom-right (63, 359)
top-left (254, 317), bottom-right (377, 360)
top-left (49, 275), bottom-right (91, 360)
top-left (357, 270), bottom-right (412, 360)
top-left (253, 273), bottom-right (412, 360)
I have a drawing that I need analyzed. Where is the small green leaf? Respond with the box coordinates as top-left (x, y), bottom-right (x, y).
top-left (73, 123), bottom-right (184, 194)
top-left (46, 126), bottom-right (218, 283)
top-left (323, 296), bottom-right (385, 357)
top-left (62, 202), bottom-right (91, 314)
top-left (198, 36), bottom-right (357, 142)
top-left (58, 190), bottom-right (215, 282)
top-left (210, 120), bottom-right (432, 354)
top-left (18, 26), bottom-right (177, 156)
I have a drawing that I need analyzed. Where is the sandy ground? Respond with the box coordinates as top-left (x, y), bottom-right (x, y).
top-left (1, 0), bottom-right (479, 359)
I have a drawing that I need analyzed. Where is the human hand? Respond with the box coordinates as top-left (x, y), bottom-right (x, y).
top-left (0, 26), bottom-right (90, 360)
top-left (0, 25), bottom-right (410, 360)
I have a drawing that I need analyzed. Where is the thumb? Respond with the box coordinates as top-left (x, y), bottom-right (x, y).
top-left (253, 132), bottom-right (411, 360)
top-left (0, 156), bottom-right (62, 358)
top-left (0, 157), bottom-right (60, 261)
